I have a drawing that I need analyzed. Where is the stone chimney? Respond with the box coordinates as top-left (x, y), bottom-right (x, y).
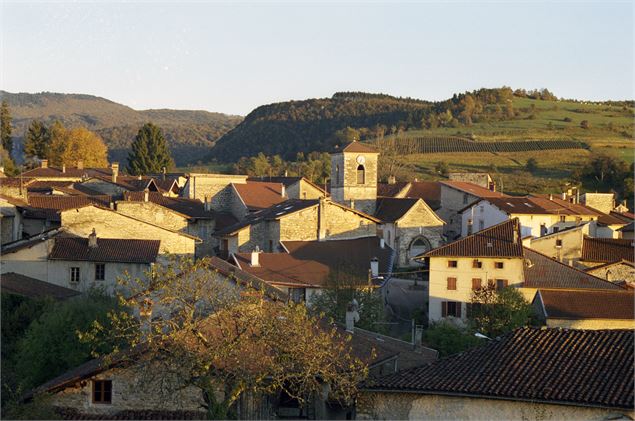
top-left (387, 175), bottom-right (396, 185)
top-left (40, 159), bottom-right (48, 168)
top-left (162, 167), bottom-right (167, 181)
top-left (88, 229), bottom-right (98, 248)
top-left (77, 160), bottom-right (84, 170)
top-left (370, 257), bottom-right (379, 278)
top-left (61, 164), bottom-right (66, 173)
top-left (143, 188), bottom-right (149, 202)
top-left (561, 192), bottom-right (567, 200)
top-left (281, 184), bottom-right (286, 198)
top-left (345, 300), bottom-right (360, 332)
top-left (111, 162), bottom-right (119, 183)
top-left (250, 246), bottom-right (261, 267)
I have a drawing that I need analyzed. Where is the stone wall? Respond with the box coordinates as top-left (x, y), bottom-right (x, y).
top-left (439, 185), bottom-right (480, 239)
top-left (393, 200), bottom-right (444, 267)
top-left (448, 173), bottom-right (493, 189)
top-left (547, 317), bottom-right (635, 330)
top-left (47, 260), bottom-right (149, 295)
top-left (528, 224), bottom-right (588, 266)
top-left (279, 207), bottom-right (319, 242)
top-left (330, 151), bottom-right (378, 215)
top-left (60, 206), bottom-right (195, 256)
top-left (586, 262), bottom-right (635, 285)
top-left (1, 239), bottom-right (51, 280)
top-left (323, 203), bottom-right (377, 240)
top-left (116, 202), bottom-right (189, 232)
top-left (581, 193), bottom-right (615, 214)
top-left (183, 174), bottom-right (247, 212)
top-left (356, 391), bottom-right (634, 420)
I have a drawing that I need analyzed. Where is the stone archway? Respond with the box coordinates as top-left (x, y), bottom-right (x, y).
top-left (409, 236), bottom-right (432, 263)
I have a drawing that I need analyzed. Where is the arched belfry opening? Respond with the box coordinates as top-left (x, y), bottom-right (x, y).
top-left (357, 165), bottom-right (365, 184)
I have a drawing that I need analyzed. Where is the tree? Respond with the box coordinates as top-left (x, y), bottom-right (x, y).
top-left (423, 321), bottom-right (484, 358)
top-left (127, 122), bottom-right (174, 175)
top-left (580, 120), bottom-right (590, 129)
top-left (435, 161), bottom-right (449, 177)
top-left (82, 257), bottom-right (368, 417)
top-left (468, 286), bottom-right (533, 338)
top-left (24, 120), bottom-right (51, 160)
top-left (525, 157), bottom-right (538, 173)
top-left (48, 126), bottom-right (108, 167)
top-left (0, 100), bottom-right (12, 157)
top-left (0, 147), bottom-right (17, 176)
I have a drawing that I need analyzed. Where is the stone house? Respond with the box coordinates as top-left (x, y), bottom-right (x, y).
top-left (59, 204), bottom-right (198, 256)
top-left (330, 141), bottom-right (380, 215)
top-left (229, 181), bottom-right (287, 218)
top-left (579, 236), bottom-right (635, 269)
top-left (526, 222), bottom-right (590, 266)
top-left (215, 198), bottom-right (380, 256)
top-left (447, 172), bottom-right (496, 190)
top-left (20, 160), bottom-right (118, 182)
top-left (75, 175), bottom-right (163, 199)
top-left (377, 180), bottom-right (442, 210)
top-left (374, 198), bottom-right (444, 267)
top-left (1, 229), bottom-right (159, 294)
top-left (584, 260), bottom-right (635, 288)
top-left (230, 237), bottom-right (394, 303)
top-left (438, 180), bottom-right (507, 239)
top-left (182, 173), bottom-right (248, 207)
top-left (0, 195), bottom-right (23, 244)
top-left (358, 328), bottom-right (634, 421)
top-left (580, 192), bottom-right (617, 214)
top-left (532, 289), bottom-right (635, 329)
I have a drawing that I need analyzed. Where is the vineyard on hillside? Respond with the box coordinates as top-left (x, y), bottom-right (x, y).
top-left (372, 136), bottom-right (588, 154)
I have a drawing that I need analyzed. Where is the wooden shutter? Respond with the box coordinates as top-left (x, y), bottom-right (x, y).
top-left (502, 279), bottom-right (509, 288)
top-left (472, 278), bottom-right (481, 290)
top-left (441, 301), bottom-right (447, 317)
top-left (447, 277), bottom-right (457, 290)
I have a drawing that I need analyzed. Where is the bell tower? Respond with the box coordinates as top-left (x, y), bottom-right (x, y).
top-left (330, 140), bottom-right (379, 214)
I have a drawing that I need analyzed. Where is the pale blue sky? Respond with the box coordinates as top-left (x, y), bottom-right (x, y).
top-left (1, 1), bottom-right (633, 115)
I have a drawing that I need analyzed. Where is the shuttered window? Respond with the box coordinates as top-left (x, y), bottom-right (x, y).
top-left (472, 278), bottom-right (482, 290)
top-left (442, 301), bottom-right (461, 318)
top-left (447, 277), bottom-right (457, 290)
top-left (496, 279), bottom-right (509, 290)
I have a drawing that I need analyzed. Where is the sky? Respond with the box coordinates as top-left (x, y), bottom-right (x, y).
top-left (1, 1), bottom-right (633, 116)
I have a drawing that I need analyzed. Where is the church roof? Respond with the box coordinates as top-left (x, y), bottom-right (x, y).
top-left (339, 141), bottom-right (379, 154)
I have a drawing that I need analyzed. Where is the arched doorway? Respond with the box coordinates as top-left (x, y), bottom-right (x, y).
top-left (409, 236), bottom-right (432, 263)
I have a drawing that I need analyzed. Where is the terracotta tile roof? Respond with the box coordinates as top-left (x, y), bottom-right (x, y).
top-left (339, 141), bottom-right (378, 154)
top-left (423, 219), bottom-right (523, 258)
top-left (49, 236), bottom-right (160, 264)
top-left (232, 181), bottom-right (286, 211)
top-left (21, 166), bottom-right (113, 178)
top-left (522, 248), bottom-right (622, 290)
top-left (363, 327), bottom-right (634, 410)
top-left (596, 211), bottom-right (629, 226)
top-left (153, 178), bottom-right (179, 194)
top-left (247, 176), bottom-right (328, 195)
top-left (618, 221), bottom-right (634, 233)
top-left (1, 272), bottom-right (80, 300)
top-left (0, 228), bottom-right (63, 254)
top-left (0, 177), bottom-right (36, 188)
top-left (25, 195), bottom-right (111, 221)
top-left (610, 211), bottom-right (634, 224)
top-left (122, 191), bottom-right (212, 218)
top-left (581, 236), bottom-right (634, 263)
top-left (535, 289), bottom-right (634, 320)
top-left (377, 182), bottom-right (410, 198)
top-left (233, 253), bottom-right (331, 287)
top-left (440, 181), bottom-right (507, 199)
top-left (403, 181), bottom-right (441, 209)
top-left (374, 198), bottom-right (419, 222)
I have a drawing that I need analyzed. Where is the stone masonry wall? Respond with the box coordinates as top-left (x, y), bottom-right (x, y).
top-left (394, 200), bottom-right (444, 266)
top-left (184, 174), bottom-right (247, 212)
top-left (116, 202), bottom-right (189, 232)
top-left (323, 203), bottom-right (377, 240)
top-left (586, 262), bottom-right (635, 284)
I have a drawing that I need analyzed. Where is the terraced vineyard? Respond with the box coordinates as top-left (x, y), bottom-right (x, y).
top-left (373, 136), bottom-right (588, 154)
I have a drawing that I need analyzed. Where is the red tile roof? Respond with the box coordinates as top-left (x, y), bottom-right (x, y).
top-left (582, 236), bottom-right (634, 263)
top-left (522, 247), bottom-right (623, 290)
top-left (122, 191), bottom-right (212, 218)
top-left (27, 195), bottom-right (111, 210)
top-left (363, 327), bottom-right (634, 410)
top-left (403, 181), bottom-right (441, 209)
top-left (535, 289), bottom-right (634, 320)
top-left (233, 253), bottom-right (331, 287)
top-left (1, 272), bottom-right (80, 300)
top-left (440, 181), bottom-right (507, 199)
top-left (340, 141), bottom-right (378, 153)
top-left (377, 182), bottom-right (410, 198)
top-left (423, 219), bottom-right (523, 258)
top-left (232, 181), bottom-right (286, 211)
top-left (21, 166), bottom-right (113, 178)
top-left (49, 236), bottom-right (160, 264)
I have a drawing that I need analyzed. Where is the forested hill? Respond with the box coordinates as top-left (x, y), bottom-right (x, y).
top-left (208, 92), bottom-right (432, 162)
top-left (1, 91), bottom-right (242, 165)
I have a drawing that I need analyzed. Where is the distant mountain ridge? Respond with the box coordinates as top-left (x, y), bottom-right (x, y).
top-left (1, 91), bottom-right (242, 166)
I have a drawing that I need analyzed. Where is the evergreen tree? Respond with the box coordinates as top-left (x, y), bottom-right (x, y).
top-left (24, 120), bottom-right (50, 159)
top-left (127, 122), bottom-right (173, 175)
top-left (0, 100), bottom-right (12, 157)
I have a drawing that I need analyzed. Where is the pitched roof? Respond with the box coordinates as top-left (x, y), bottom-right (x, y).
top-left (522, 247), bottom-right (622, 290)
top-left (618, 221), bottom-right (634, 232)
top-left (440, 181), bottom-right (507, 199)
top-left (122, 191), bottom-right (212, 219)
top-left (363, 327), bottom-right (634, 410)
top-left (232, 181), bottom-right (286, 211)
top-left (403, 181), bottom-right (441, 209)
top-left (0, 228), bottom-right (63, 254)
top-left (463, 196), bottom-right (602, 217)
top-left (374, 198), bottom-right (419, 222)
top-left (535, 289), bottom-right (634, 320)
top-left (377, 182), bottom-right (410, 198)
top-left (233, 253), bottom-right (331, 287)
top-left (214, 199), bottom-right (319, 236)
top-left (1, 272), bottom-right (80, 300)
top-left (423, 219), bottom-right (523, 258)
top-left (610, 211), bottom-right (634, 224)
top-left (23, 195), bottom-right (112, 221)
top-left (49, 236), bottom-right (160, 264)
top-left (340, 141), bottom-right (378, 154)
top-left (21, 166), bottom-right (113, 179)
top-left (581, 236), bottom-right (634, 263)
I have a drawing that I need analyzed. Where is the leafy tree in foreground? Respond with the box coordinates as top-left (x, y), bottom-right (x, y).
top-left (24, 120), bottom-right (51, 160)
top-left (0, 100), bottom-right (13, 157)
top-left (82, 257), bottom-right (368, 417)
top-left (127, 122), bottom-right (174, 175)
top-left (468, 286), bottom-right (533, 338)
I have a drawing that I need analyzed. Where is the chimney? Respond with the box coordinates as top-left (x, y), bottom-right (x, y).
top-left (318, 197), bottom-right (327, 240)
top-left (61, 164), bottom-right (67, 173)
top-left (387, 175), bottom-right (396, 185)
top-left (380, 238), bottom-right (385, 249)
top-left (111, 162), bottom-right (119, 183)
top-left (513, 228), bottom-right (518, 244)
top-left (345, 300), bottom-right (360, 332)
top-left (467, 219), bottom-right (473, 235)
top-left (250, 246), bottom-right (261, 267)
top-left (109, 201), bottom-right (115, 209)
top-left (350, 199), bottom-right (355, 210)
top-left (77, 160), bottom-right (84, 170)
top-left (88, 229), bottom-right (98, 248)
top-left (204, 195), bottom-right (211, 212)
top-left (561, 192), bottom-right (566, 200)
top-left (284, 170), bottom-right (288, 177)
top-left (162, 167), bottom-right (167, 181)
top-left (413, 177), bottom-right (418, 182)
top-left (548, 194), bottom-right (553, 200)
top-left (41, 159), bottom-right (48, 168)
top-left (143, 188), bottom-right (149, 202)
top-left (370, 257), bottom-right (379, 278)
top-left (281, 184), bottom-right (286, 198)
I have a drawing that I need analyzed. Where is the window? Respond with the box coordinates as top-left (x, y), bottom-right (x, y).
top-left (409, 237), bottom-right (431, 260)
top-left (553, 227), bottom-right (560, 233)
top-left (555, 239), bottom-right (563, 247)
top-left (540, 223), bottom-right (547, 236)
top-left (559, 215), bottom-right (566, 223)
top-left (472, 259), bottom-right (482, 269)
top-left (95, 264), bottom-right (105, 281)
top-left (289, 288), bottom-right (306, 304)
top-left (356, 165), bottom-right (365, 184)
top-left (494, 261), bottom-right (504, 269)
top-left (442, 301), bottom-right (461, 318)
top-left (447, 260), bottom-right (458, 268)
top-left (336, 165), bottom-right (340, 185)
top-left (70, 267), bottom-right (80, 283)
top-left (496, 279), bottom-right (509, 290)
top-left (472, 278), bottom-right (482, 290)
top-left (488, 279), bottom-right (495, 289)
top-left (446, 277), bottom-right (457, 290)
top-left (478, 219), bottom-right (484, 231)
top-left (463, 193), bottom-right (469, 205)
top-left (92, 380), bottom-right (112, 404)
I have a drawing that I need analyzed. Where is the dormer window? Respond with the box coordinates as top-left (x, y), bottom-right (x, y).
top-left (357, 165), bottom-right (365, 184)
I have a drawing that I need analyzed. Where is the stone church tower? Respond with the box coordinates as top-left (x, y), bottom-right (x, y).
top-left (330, 141), bottom-right (379, 214)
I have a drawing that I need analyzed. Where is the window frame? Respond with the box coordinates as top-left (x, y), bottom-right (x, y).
top-left (70, 267), bottom-right (80, 284)
top-left (472, 259), bottom-right (482, 269)
top-left (446, 277), bottom-right (457, 290)
top-left (94, 263), bottom-right (105, 281)
top-left (447, 260), bottom-right (458, 268)
top-left (92, 380), bottom-right (112, 404)
top-left (442, 301), bottom-right (462, 318)
top-left (471, 278), bottom-right (482, 290)
top-left (356, 164), bottom-right (365, 184)
top-left (496, 279), bottom-right (509, 290)
top-left (494, 261), bottom-right (504, 269)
